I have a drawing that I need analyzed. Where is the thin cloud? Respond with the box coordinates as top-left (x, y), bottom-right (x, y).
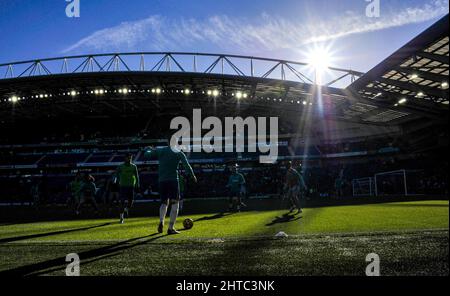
top-left (62, 0), bottom-right (449, 54)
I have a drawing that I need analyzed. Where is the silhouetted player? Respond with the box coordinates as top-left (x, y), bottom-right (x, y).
top-left (116, 153), bottom-right (140, 224)
top-left (226, 164), bottom-right (246, 212)
top-left (144, 139), bottom-right (197, 235)
top-left (284, 161), bottom-right (307, 214)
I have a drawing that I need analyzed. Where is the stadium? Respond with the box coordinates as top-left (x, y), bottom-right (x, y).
top-left (0, 12), bottom-right (448, 277)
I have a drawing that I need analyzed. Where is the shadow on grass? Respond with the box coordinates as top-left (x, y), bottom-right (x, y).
top-left (1, 232), bottom-right (166, 276)
top-left (0, 223), bottom-right (113, 244)
top-left (266, 212), bottom-right (302, 226)
top-left (194, 212), bottom-right (234, 222)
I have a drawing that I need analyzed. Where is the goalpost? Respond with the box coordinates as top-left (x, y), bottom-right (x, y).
top-left (373, 169), bottom-right (423, 197)
top-left (352, 177), bottom-right (374, 197)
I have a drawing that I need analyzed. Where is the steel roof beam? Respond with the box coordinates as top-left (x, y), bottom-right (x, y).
top-left (415, 51), bottom-right (449, 65)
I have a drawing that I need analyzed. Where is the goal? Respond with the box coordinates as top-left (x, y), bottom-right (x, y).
top-left (352, 177), bottom-right (374, 196)
top-left (374, 169), bottom-right (423, 196)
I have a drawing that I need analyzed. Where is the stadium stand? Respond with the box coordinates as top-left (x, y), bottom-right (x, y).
top-left (0, 15), bottom-right (448, 205)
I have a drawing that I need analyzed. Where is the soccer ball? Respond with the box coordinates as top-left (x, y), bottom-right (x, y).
top-left (183, 218), bottom-right (194, 230)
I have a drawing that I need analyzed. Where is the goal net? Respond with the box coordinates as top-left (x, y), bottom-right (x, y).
top-left (352, 177), bottom-right (374, 196)
top-left (374, 169), bottom-right (423, 196)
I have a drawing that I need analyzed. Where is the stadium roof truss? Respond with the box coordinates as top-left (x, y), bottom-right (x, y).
top-left (0, 52), bottom-right (362, 86)
top-left (0, 52), bottom-right (366, 125)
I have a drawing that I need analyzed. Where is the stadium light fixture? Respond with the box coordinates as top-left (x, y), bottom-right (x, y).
top-left (398, 98), bottom-right (407, 104)
top-left (302, 100), bottom-right (307, 105)
top-left (236, 91), bottom-right (243, 99)
top-left (442, 82), bottom-right (448, 88)
top-left (70, 90), bottom-right (77, 97)
top-left (10, 96), bottom-right (18, 103)
top-left (416, 92), bottom-right (424, 97)
top-left (155, 88), bottom-right (161, 94)
top-left (212, 90), bottom-right (219, 97)
top-left (184, 88), bottom-right (190, 95)
top-left (207, 90), bottom-right (212, 96)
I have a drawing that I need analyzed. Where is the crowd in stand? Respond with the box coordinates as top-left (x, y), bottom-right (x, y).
top-left (1, 152), bottom-right (447, 206)
top-left (317, 137), bottom-right (402, 155)
top-left (0, 122), bottom-right (447, 205)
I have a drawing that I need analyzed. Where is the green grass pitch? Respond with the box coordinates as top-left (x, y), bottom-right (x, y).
top-left (0, 200), bottom-right (448, 276)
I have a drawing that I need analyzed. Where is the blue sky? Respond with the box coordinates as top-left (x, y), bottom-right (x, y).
top-left (0, 0), bottom-right (448, 74)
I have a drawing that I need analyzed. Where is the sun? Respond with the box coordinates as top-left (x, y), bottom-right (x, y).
top-left (305, 44), bottom-right (335, 84)
top-left (307, 47), bottom-right (331, 71)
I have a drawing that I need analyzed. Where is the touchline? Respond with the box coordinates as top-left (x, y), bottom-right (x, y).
top-left (170, 109), bottom-right (279, 163)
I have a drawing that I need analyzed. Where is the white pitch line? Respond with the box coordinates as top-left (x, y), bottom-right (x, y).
top-left (2, 228), bottom-right (448, 245)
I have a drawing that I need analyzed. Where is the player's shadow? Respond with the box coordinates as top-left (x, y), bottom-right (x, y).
top-left (0, 223), bottom-right (112, 244)
top-left (194, 212), bottom-right (234, 222)
top-left (265, 213), bottom-right (302, 226)
top-left (1, 232), bottom-right (166, 276)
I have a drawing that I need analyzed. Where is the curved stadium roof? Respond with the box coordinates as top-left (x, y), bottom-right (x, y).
top-left (347, 14), bottom-right (449, 125)
top-left (0, 14), bottom-right (447, 129)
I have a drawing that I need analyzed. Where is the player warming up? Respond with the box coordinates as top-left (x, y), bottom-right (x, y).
top-left (116, 153), bottom-right (140, 224)
top-left (144, 137), bottom-right (197, 235)
top-left (75, 173), bottom-right (100, 215)
top-left (284, 161), bottom-right (307, 214)
top-left (226, 164), bottom-right (246, 212)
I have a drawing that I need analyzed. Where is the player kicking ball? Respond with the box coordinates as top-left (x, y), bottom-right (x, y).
top-left (284, 161), bottom-right (307, 215)
top-left (116, 153), bottom-right (140, 224)
top-left (144, 136), bottom-right (197, 235)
